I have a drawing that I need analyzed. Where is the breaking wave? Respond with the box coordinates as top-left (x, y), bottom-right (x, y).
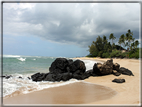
top-left (2, 56), bottom-right (98, 98)
top-left (17, 58), bottom-right (26, 62)
top-left (3, 74), bottom-right (79, 98)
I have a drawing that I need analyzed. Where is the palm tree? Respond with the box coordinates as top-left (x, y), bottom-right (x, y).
top-left (125, 29), bottom-right (134, 51)
top-left (134, 40), bottom-right (139, 49)
top-left (109, 33), bottom-right (116, 50)
top-left (130, 40), bottom-right (139, 57)
top-left (120, 34), bottom-right (125, 45)
top-left (130, 42), bottom-right (135, 50)
top-left (102, 35), bottom-right (108, 52)
top-left (118, 34), bottom-right (128, 54)
top-left (118, 39), bottom-right (122, 50)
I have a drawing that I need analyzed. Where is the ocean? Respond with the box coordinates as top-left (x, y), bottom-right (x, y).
top-left (2, 55), bottom-right (97, 98)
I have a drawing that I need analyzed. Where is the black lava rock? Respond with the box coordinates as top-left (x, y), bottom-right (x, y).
top-left (61, 73), bottom-right (72, 81)
top-left (113, 63), bottom-right (120, 71)
top-left (119, 67), bottom-right (134, 76)
top-left (112, 78), bottom-right (125, 83)
top-left (49, 58), bottom-right (69, 74)
top-left (44, 73), bottom-right (56, 82)
top-left (5, 75), bottom-right (12, 79)
top-left (18, 76), bottom-right (23, 79)
top-left (31, 72), bottom-right (48, 82)
top-left (69, 60), bottom-right (86, 74)
top-left (31, 58), bottom-right (134, 82)
top-left (93, 59), bottom-right (113, 76)
top-left (112, 70), bottom-right (121, 76)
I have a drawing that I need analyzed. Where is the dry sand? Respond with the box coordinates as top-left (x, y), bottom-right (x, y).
top-left (3, 57), bottom-right (141, 106)
top-left (75, 57), bottom-right (141, 105)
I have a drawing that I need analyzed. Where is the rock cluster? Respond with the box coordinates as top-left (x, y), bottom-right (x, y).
top-left (0, 75), bottom-right (28, 79)
top-left (31, 58), bottom-right (91, 82)
top-left (30, 58), bottom-right (134, 82)
top-left (2, 58), bottom-right (134, 84)
top-left (93, 59), bottom-right (134, 77)
top-left (119, 67), bottom-right (134, 76)
top-left (93, 59), bottom-right (113, 75)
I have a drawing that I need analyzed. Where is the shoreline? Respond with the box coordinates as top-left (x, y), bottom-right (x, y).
top-left (3, 57), bottom-right (141, 105)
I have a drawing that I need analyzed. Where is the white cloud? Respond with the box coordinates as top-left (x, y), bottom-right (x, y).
top-left (4, 3), bottom-right (35, 10)
top-left (3, 3), bottom-right (140, 47)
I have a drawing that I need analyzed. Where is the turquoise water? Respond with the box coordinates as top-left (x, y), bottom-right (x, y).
top-left (3, 55), bottom-right (56, 75)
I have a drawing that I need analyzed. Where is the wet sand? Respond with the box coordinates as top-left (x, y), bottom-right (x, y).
top-left (3, 57), bottom-right (141, 105)
top-left (3, 82), bottom-right (117, 105)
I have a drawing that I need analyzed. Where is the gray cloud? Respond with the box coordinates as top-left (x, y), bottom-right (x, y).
top-left (3, 3), bottom-right (140, 47)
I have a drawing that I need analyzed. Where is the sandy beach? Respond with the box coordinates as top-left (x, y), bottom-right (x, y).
top-left (3, 57), bottom-right (141, 106)
top-left (75, 57), bottom-right (141, 105)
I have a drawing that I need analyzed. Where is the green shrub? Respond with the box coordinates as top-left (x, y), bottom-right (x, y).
top-left (110, 50), bottom-right (122, 58)
top-left (86, 54), bottom-right (93, 57)
top-left (121, 52), bottom-right (128, 58)
top-left (93, 52), bottom-right (99, 57)
top-left (128, 48), bottom-right (139, 59)
top-left (102, 52), bottom-right (110, 58)
top-left (98, 51), bottom-right (103, 58)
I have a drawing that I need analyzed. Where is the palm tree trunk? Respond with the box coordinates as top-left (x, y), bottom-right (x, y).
top-left (112, 39), bottom-right (113, 50)
top-left (119, 44), bottom-right (121, 50)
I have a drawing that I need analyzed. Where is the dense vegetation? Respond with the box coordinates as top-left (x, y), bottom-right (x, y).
top-left (87, 29), bottom-right (141, 59)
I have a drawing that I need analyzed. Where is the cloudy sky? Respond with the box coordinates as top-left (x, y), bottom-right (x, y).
top-left (3, 2), bottom-right (140, 57)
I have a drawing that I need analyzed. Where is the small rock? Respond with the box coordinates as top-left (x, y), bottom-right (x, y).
top-left (0, 76), bottom-right (6, 78)
top-left (112, 78), bottom-right (125, 83)
top-left (27, 77), bottom-right (31, 80)
top-left (5, 75), bottom-right (12, 79)
top-left (18, 76), bottom-right (23, 79)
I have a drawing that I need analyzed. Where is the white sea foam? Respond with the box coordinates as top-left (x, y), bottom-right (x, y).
top-left (3, 55), bottom-right (21, 58)
top-left (3, 58), bottom-right (97, 98)
top-left (82, 60), bottom-right (97, 71)
top-left (17, 57), bottom-right (26, 61)
top-left (3, 74), bottom-right (79, 97)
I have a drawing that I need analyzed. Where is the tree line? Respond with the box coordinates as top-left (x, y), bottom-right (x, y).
top-left (87, 29), bottom-right (141, 59)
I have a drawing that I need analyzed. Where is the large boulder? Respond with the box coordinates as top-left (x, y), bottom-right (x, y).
top-left (44, 73), bottom-right (56, 82)
top-left (70, 60), bottom-right (86, 80)
top-left (113, 63), bottom-right (120, 71)
top-left (61, 72), bottom-right (73, 81)
top-left (93, 59), bottom-right (113, 76)
top-left (112, 63), bottom-right (121, 76)
top-left (49, 58), bottom-right (70, 74)
top-left (118, 67), bottom-right (134, 76)
top-left (82, 71), bottom-right (92, 79)
top-left (85, 69), bottom-right (98, 76)
top-left (31, 72), bottom-right (48, 82)
top-left (69, 60), bottom-right (86, 74)
top-left (43, 72), bottom-right (72, 82)
top-left (49, 58), bottom-right (86, 75)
